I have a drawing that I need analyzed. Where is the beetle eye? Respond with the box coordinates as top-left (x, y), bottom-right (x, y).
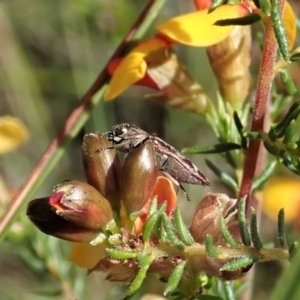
top-left (115, 125), bottom-right (128, 136)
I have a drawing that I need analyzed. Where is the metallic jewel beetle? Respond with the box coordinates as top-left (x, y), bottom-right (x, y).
top-left (100, 123), bottom-right (210, 200)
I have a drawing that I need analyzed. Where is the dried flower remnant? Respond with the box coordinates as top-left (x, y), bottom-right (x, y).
top-left (188, 193), bottom-right (246, 280)
top-left (190, 193), bottom-right (238, 244)
top-left (206, 26), bottom-right (251, 110)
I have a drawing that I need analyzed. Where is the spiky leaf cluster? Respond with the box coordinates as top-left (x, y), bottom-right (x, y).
top-left (103, 198), bottom-right (290, 298)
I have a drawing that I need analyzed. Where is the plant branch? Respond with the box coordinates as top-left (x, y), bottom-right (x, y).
top-left (239, 0), bottom-right (287, 208)
top-left (238, 2), bottom-right (287, 300)
top-left (0, 0), bottom-right (166, 242)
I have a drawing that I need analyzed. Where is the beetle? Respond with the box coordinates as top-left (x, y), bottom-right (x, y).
top-left (100, 123), bottom-right (210, 200)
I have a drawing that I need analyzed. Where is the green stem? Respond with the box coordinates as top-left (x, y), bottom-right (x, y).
top-left (185, 244), bottom-right (289, 262)
top-left (0, 0), bottom-right (166, 243)
top-left (157, 243), bottom-right (289, 263)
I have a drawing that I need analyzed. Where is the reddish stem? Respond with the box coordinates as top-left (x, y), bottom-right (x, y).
top-left (239, 0), bottom-right (286, 208)
top-left (238, 1), bottom-right (286, 300)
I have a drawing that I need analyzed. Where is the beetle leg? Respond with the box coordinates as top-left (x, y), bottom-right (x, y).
top-left (96, 146), bottom-right (115, 152)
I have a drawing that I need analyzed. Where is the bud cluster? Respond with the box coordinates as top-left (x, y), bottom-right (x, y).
top-left (27, 134), bottom-right (166, 242)
top-left (26, 134), bottom-right (290, 298)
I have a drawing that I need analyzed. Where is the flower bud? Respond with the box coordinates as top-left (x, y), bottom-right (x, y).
top-left (27, 181), bottom-right (114, 242)
top-left (50, 180), bottom-right (113, 228)
top-left (119, 143), bottom-right (158, 214)
top-left (206, 26), bottom-right (251, 110)
top-left (189, 193), bottom-right (237, 243)
top-left (27, 197), bottom-right (100, 242)
top-left (81, 134), bottom-right (121, 210)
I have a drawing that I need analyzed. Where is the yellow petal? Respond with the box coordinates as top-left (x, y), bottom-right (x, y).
top-left (104, 53), bottom-right (146, 101)
top-left (282, 2), bottom-right (297, 50)
top-left (156, 6), bottom-right (240, 47)
top-left (67, 242), bottom-right (106, 269)
top-left (262, 177), bottom-right (300, 222)
top-left (133, 37), bottom-right (169, 56)
top-left (104, 38), bottom-right (168, 101)
top-left (0, 116), bottom-right (29, 154)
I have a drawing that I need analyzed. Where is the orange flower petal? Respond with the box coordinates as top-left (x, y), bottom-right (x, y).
top-left (156, 6), bottom-right (241, 47)
top-left (104, 37), bottom-right (168, 101)
top-left (193, 0), bottom-right (212, 10)
top-left (282, 2), bottom-right (297, 50)
top-left (67, 242), bottom-right (106, 269)
top-left (133, 176), bottom-right (177, 235)
top-left (150, 176), bottom-right (177, 215)
top-left (262, 177), bottom-right (300, 222)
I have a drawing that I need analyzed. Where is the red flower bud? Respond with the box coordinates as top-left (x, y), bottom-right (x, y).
top-left (27, 197), bottom-right (100, 242)
top-left (27, 181), bottom-right (114, 242)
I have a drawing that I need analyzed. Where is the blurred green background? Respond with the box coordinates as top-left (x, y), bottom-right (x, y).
top-left (0, 0), bottom-right (296, 299)
top-left (0, 1), bottom-right (215, 299)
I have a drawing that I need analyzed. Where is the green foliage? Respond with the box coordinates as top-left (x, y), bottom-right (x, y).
top-left (220, 217), bottom-right (238, 248)
top-left (164, 261), bottom-right (186, 295)
top-left (113, 200), bottom-right (290, 298)
top-left (214, 13), bottom-right (261, 26)
top-left (250, 208), bottom-right (263, 250)
top-left (173, 208), bottom-right (195, 246)
top-left (271, 0), bottom-right (290, 62)
top-left (238, 198), bottom-right (251, 246)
